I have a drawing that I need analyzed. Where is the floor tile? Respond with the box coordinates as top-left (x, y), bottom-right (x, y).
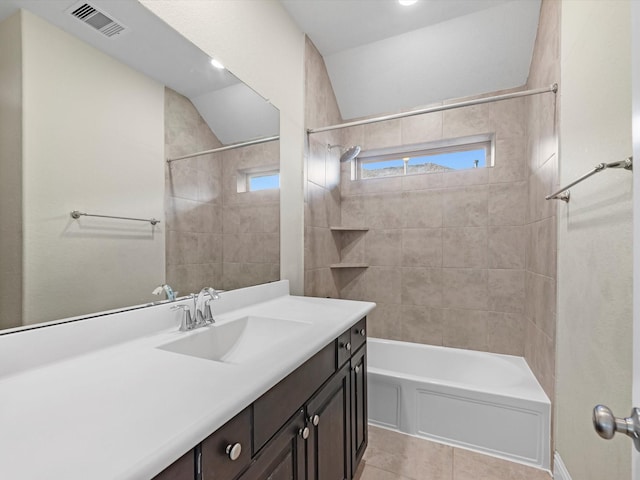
top-left (452, 448), bottom-right (552, 480)
top-left (364, 426), bottom-right (453, 480)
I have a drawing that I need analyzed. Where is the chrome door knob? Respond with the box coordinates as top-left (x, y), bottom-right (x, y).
top-left (358, 328), bottom-right (366, 337)
top-left (299, 426), bottom-right (310, 439)
top-left (225, 443), bottom-right (242, 461)
top-left (593, 405), bottom-right (640, 451)
top-left (354, 365), bottom-right (361, 374)
top-left (309, 414), bottom-right (320, 426)
top-left (344, 342), bottom-right (351, 351)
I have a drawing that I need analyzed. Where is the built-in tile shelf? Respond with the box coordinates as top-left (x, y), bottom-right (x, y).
top-left (330, 227), bottom-right (369, 269)
top-left (329, 226), bottom-right (369, 231)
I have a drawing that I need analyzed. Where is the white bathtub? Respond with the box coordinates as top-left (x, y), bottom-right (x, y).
top-left (367, 338), bottom-right (550, 470)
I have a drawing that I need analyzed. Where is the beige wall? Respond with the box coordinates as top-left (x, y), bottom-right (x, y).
top-left (524, 0), bottom-right (559, 405)
top-left (21, 10), bottom-right (165, 324)
top-left (141, 0), bottom-right (306, 294)
top-left (0, 12), bottom-right (23, 330)
top-left (165, 88), bottom-right (280, 294)
top-left (556, 1), bottom-right (633, 479)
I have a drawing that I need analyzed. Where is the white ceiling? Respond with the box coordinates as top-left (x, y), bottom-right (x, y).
top-left (281, 0), bottom-right (542, 121)
top-left (0, 0), bottom-right (279, 145)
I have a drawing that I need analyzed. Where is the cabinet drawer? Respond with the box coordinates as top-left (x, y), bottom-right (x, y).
top-left (351, 317), bottom-right (367, 353)
top-left (253, 342), bottom-right (336, 453)
top-left (337, 329), bottom-right (351, 368)
top-left (201, 406), bottom-right (252, 480)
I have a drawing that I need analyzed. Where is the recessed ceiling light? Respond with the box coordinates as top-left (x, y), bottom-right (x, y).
top-left (210, 58), bottom-right (225, 70)
top-left (398, 0), bottom-right (418, 5)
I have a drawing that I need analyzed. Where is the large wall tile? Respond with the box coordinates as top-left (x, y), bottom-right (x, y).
top-left (442, 186), bottom-right (489, 227)
top-left (487, 225), bottom-right (525, 269)
top-left (401, 228), bottom-right (443, 267)
top-left (402, 189), bottom-right (443, 228)
top-left (442, 227), bottom-right (488, 268)
top-left (366, 229), bottom-right (403, 266)
top-left (442, 308), bottom-right (488, 351)
top-left (442, 268), bottom-right (488, 310)
top-left (401, 267), bottom-right (443, 307)
top-left (488, 269), bottom-right (525, 314)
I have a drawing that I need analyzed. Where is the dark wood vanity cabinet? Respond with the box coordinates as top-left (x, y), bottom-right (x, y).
top-left (236, 410), bottom-right (307, 480)
top-left (154, 317), bottom-right (367, 480)
top-left (306, 362), bottom-right (352, 480)
top-left (350, 341), bottom-right (367, 475)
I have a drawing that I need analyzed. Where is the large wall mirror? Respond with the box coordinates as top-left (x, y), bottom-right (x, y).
top-left (0, 0), bottom-right (280, 331)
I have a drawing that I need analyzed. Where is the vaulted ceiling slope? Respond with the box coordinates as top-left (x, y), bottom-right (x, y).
top-left (281, 0), bottom-right (541, 121)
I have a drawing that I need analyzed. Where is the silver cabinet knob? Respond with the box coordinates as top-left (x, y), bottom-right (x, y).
top-left (309, 414), bottom-right (320, 426)
top-left (354, 365), bottom-right (361, 374)
top-left (225, 443), bottom-right (242, 461)
top-left (593, 405), bottom-right (640, 452)
top-left (358, 328), bottom-right (366, 337)
top-left (344, 342), bottom-right (351, 351)
top-left (299, 426), bottom-right (310, 440)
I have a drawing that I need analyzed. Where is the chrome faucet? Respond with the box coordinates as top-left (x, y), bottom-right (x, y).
top-left (152, 284), bottom-right (176, 302)
top-left (195, 287), bottom-right (220, 326)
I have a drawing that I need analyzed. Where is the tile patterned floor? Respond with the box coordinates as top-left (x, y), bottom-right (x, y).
top-left (355, 426), bottom-right (552, 480)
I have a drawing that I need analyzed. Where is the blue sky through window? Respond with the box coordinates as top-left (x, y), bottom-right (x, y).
top-left (249, 173), bottom-right (280, 191)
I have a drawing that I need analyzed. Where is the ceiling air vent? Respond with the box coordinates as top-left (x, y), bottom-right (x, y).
top-left (68, 2), bottom-right (127, 38)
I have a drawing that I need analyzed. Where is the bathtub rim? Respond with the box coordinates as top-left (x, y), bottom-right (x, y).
top-left (367, 336), bottom-right (550, 405)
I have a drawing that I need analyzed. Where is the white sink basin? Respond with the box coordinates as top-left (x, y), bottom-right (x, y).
top-left (157, 316), bottom-right (311, 363)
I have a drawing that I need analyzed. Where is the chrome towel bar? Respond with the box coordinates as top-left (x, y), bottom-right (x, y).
top-left (546, 157), bottom-right (633, 203)
top-left (70, 210), bottom-right (160, 226)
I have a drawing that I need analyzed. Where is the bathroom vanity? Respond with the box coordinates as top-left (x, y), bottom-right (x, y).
top-left (0, 281), bottom-right (374, 480)
top-left (157, 316), bottom-right (368, 480)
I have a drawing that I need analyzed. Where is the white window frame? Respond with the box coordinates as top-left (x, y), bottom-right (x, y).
top-left (236, 166), bottom-right (280, 193)
top-left (353, 134), bottom-right (495, 180)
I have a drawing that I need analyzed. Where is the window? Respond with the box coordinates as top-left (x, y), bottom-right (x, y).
top-left (237, 167), bottom-right (280, 192)
top-left (249, 172), bottom-right (280, 191)
top-left (354, 135), bottom-right (493, 180)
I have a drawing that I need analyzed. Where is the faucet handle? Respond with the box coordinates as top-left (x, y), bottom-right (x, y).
top-left (171, 305), bottom-right (193, 331)
top-left (152, 284), bottom-right (176, 302)
top-left (203, 299), bottom-right (215, 325)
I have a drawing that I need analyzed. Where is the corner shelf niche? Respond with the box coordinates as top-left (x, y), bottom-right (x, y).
top-left (329, 226), bottom-right (369, 269)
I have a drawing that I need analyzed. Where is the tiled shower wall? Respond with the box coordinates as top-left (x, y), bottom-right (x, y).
top-left (524, 0), bottom-right (559, 401)
top-left (336, 95), bottom-right (529, 356)
top-left (165, 88), bottom-right (279, 294)
top-left (303, 5), bottom-right (557, 374)
top-left (304, 37), bottom-right (343, 297)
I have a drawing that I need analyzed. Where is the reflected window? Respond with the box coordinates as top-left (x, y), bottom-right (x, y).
top-left (237, 167), bottom-right (280, 192)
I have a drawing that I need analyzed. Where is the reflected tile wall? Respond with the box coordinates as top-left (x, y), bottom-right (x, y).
top-left (164, 88), bottom-right (279, 294)
top-left (165, 87), bottom-right (224, 295)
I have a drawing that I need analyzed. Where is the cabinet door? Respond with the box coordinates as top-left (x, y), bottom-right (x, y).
top-left (238, 410), bottom-right (307, 480)
top-left (306, 363), bottom-right (351, 480)
top-left (351, 345), bottom-right (367, 476)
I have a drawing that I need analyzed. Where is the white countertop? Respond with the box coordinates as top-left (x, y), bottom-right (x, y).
top-left (0, 282), bottom-right (375, 479)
